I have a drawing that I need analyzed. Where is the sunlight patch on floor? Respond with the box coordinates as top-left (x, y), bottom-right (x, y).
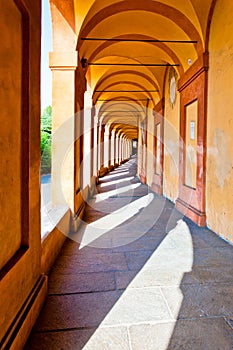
top-left (99, 176), bottom-right (135, 188)
top-left (81, 220), bottom-right (193, 350)
top-left (101, 171), bottom-right (129, 180)
top-left (78, 193), bottom-right (154, 249)
top-left (94, 183), bottom-right (141, 203)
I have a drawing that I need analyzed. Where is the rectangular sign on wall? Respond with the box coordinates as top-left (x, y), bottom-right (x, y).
top-left (190, 121), bottom-right (195, 140)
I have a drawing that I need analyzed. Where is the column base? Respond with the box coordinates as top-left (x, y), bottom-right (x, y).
top-left (71, 189), bottom-right (87, 233)
top-left (108, 165), bottom-right (115, 172)
top-left (120, 158), bottom-right (129, 164)
top-left (99, 167), bottom-right (109, 177)
top-left (151, 173), bottom-right (163, 195)
top-left (90, 176), bottom-right (97, 196)
top-left (175, 197), bottom-right (206, 226)
top-left (140, 168), bottom-right (147, 184)
top-left (41, 208), bottom-right (70, 274)
top-left (151, 182), bottom-right (163, 195)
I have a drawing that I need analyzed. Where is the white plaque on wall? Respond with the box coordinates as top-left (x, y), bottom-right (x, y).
top-left (190, 121), bottom-right (195, 140)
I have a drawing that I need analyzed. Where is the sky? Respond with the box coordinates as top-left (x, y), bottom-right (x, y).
top-left (41, 0), bottom-right (52, 111)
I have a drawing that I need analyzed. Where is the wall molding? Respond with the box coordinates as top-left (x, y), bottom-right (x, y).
top-left (0, 275), bottom-right (47, 349)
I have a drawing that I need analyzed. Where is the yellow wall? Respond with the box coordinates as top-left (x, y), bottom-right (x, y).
top-left (163, 71), bottom-right (180, 202)
top-left (207, 0), bottom-right (233, 243)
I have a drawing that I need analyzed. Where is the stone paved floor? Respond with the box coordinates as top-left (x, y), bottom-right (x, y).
top-left (26, 158), bottom-right (233, 349)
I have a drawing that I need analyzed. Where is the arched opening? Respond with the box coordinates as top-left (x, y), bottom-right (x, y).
top-left (40, 0), bottom-right (52, 238)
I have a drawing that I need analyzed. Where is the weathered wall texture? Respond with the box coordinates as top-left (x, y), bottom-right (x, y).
top-left (207, 0), bottom-right (233, 243)
top-left (0, 0), bottom-right (22, 270)
top-left (163, 71), bottom-right (180, 202)
top-left (0, 1), bottom-right (47, 348)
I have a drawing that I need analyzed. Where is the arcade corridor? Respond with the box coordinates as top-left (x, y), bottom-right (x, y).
top-left (1, 1), bottom-right (233, 348)
top-left (26, 158), bottom-right (233, 349)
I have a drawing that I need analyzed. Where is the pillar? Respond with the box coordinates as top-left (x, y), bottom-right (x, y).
top-left (108, 129), bottom-right (111, 168)
top-left (176, 54), bottom-right (208, 226)
top-left (83, 87), bottom-right (92, 188)
top-left (100, 124), bottom-right (105, 168)
top-left (96, 121), bottom-right (100, 172)
top-left (93, 114), bottom-right (98, 177)
top-left (104, 125), bottom-right (110, 168)
top-left (118, 134), bottom-right (122, 164)
top-left (50, 51), bottom-right (78, 212)
top-left (115, 133), bottom-right (119, 166)
top-left (110, 130), bottom-right (115, 167)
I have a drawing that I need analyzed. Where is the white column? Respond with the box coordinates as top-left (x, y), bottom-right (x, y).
top-left (118, 135), bottom-right (122, 164)
top-left (125, 138), bottom-right (127, 159)
top-left (83, 89), bottom-right (92, 188)
top-left (128, 140), bottom-right (131, 158)
top-left (123, 138), bottom-right (127, 160)
top-left (115, 133), bottom-right (119, 165)
top-left (130, 140), bottom-right (133, 156)
top-left (111, 130), bottom-right (115, 166)
top-left (104, 125), bottom-right (109, 168)
top-left (93, 115), bottom-right (98, 176)
top-left (122, 137), bottom-right (125, 160)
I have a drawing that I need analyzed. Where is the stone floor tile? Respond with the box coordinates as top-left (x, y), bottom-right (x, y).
top-left (193, 248), bottom-right (232, 267)
top-left (115, 270), bottom-right (139, 289)
top-left (129, 318), bottom-right (233, 350)
top-left (51, 252), bottom-right (128, 274)
top-left (48, 271), bottom-right (116, 294)
top-left (116, 267), bottom-right (198, 289)
top-left (60, 239), bottom-right (113, 256)
top-left (89, 197), bottom-right (140, 215)
top-left (191, 264), bottom-right (233, 284)
top-left (111, 235), bottom-right (165, 253)
top-left (124, 250), bottom-right (154, 270)
top-left (102, 287), bottom-right (172, 325)
top-left (26, 329), bottom-right (96, 350)
top-left (26, 327), bottom-right (130, 350)
top-left (161, 284), bottom-right (233, 319)
top-left (192, 228), bottom-right (231, 248)
top-left (215, 246), bottom-right (233, 261)
top-left (34, 291), bottom-right (123, 331)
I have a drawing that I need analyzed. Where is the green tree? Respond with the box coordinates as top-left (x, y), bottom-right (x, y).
top-left (41, 105), bottom-right (52, 174)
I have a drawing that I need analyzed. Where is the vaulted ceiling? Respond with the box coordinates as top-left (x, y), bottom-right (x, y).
top-left (50, 0), bottom-right (215, 139)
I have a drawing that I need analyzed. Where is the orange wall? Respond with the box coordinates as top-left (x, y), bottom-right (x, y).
top-left (0, 1), bottom-right (47, 348)
top-left (207, 0), bottom-right (233, 243)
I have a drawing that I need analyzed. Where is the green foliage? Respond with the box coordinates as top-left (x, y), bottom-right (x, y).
top-left (41, 106), bottom-right (52, 174)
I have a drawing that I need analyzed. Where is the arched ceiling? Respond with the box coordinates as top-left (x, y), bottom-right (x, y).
top-left (50, 0), bottom-right (215, 139)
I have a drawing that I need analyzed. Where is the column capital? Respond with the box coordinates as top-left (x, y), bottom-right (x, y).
top-left (49, 51), bottom-right (78, 71)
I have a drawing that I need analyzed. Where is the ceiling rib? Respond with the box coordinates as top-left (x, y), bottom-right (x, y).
top-left (95, 90), bottom-right (158, 92)
top-left (97, 99), bottom-right (152, 101)
top-left (81, 37), bottom-right (197, 44)
top-left (100, 110), bottom-right (144, 113)
top-left (88, 63), bottom-right (179, 67)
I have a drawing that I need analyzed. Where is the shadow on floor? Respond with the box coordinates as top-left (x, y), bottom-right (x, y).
top-left (25, 158), bottom-right (233, 349)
